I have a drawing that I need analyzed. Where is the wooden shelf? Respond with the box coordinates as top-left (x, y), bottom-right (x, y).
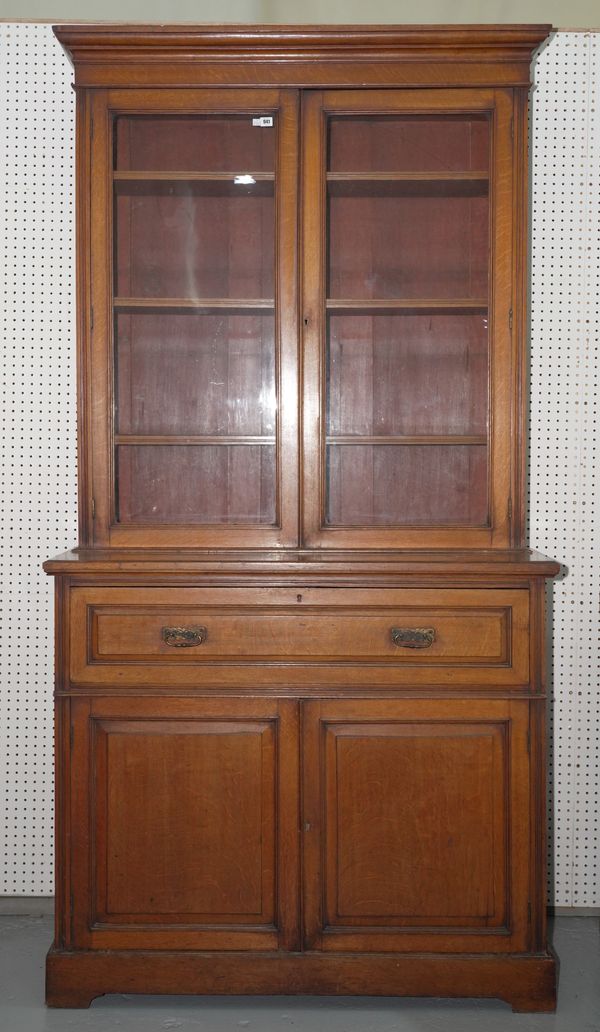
top-left (116, 299), bottom-right (486, 314)
top-left (326, 435), bottom-right (487, 446)
top-left (113, 172), bottom-right (275, 199)
top-left (114, 171), bottom-right (275, 181)
top-left (114, 298), bottom-right (274, 311)
top-left (115, 435), bottom-right (276, 447)
top-left (326, 299), bottom-right (488, 312)
top-left (327, 171), bottom-right (488, 181)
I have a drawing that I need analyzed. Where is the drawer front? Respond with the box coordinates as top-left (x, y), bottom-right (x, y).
top-left (69, 587), bottom-right (530, 688)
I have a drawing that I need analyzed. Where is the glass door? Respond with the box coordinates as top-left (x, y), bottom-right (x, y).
top-left (87, 89), bottom-right (298, 547)
top-left (302, 89), bottom-right (515, 549)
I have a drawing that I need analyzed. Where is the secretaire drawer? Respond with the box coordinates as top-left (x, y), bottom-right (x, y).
top-left (68, 586), bottom-right (530, 688)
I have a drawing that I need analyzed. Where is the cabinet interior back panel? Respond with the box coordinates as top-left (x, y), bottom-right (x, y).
top-left (0, 24), bottom-right (597, 906)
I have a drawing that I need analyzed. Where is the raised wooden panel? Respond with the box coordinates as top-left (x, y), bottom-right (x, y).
top-left (328, 723), bottom-right (505, 922)
top-left (303, 698), bottom-right (531, 953)
top-left (98, 721), bottom-right (270, 918)
top-left (68, 586), bottom-right (530, 688)
top-left (70, 697), bottom-right (300, 950)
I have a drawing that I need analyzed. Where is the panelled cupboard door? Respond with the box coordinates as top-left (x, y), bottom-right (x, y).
top-left (69, 697), bottom-right (300, 951)
top-left (302, 89), bottom-right (517, 549)
top-left (85, 88), bottom-right (299, 547)
top-left (303, 699), bottom-right (531, 953)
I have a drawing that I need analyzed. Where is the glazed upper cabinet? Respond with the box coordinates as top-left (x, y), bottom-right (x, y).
top-left (303, 89), bottom-right (515, 549)
top-left (86, 88), bottom-right (299, 547)
top-left (83, 83), bottom-right (522, 549)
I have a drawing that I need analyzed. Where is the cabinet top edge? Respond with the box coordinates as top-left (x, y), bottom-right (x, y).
top-left (43, 548), bottom-right (561, 578)
top-left (53, 23), bottom-right (553, 57)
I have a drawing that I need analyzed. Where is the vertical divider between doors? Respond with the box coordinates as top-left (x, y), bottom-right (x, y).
top-left (300, 93), bottom-right (326, 547)
top-left (300, 700), bottom-right (324, 950)
top-left (276, 90), bottom-right (301, 547)
top-left (276, 698), bottom-right (302, 950)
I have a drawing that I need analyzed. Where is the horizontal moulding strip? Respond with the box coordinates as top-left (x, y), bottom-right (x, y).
top-left (326, 435), bottom-right (487, 446)
top-left (114, 435), bottom-right (276, 446)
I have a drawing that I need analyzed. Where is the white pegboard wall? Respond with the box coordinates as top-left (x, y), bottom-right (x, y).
top-left (0, 24), bottom-right (77, 894)
top-left (530, 31), bottom-right (599, 907)
top-left (0, 25), bottom-right (598, 905)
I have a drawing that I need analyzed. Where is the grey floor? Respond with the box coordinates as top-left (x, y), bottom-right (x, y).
top-left (0, 916), bottom-right (598, 1032)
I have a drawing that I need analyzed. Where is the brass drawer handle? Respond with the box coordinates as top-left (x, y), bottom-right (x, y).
top-left (161, 626), bottom-right (207, 648)
top-left (391, 627), bottom-right (436, 650)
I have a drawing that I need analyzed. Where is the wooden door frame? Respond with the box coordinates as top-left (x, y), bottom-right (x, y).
top-left (83, 87), bottom-right (300, 548)
top-left (301, 87), bottom-right (520, 549)
top-left (302, 697), bottom-right (531, 953)
top-left (69, 695), bottom-right (301, 951)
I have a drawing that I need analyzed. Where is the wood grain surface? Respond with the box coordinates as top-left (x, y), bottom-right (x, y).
top-left (47, 23), bottom-right (556, 1012)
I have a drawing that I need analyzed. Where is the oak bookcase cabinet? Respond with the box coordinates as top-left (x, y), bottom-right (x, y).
top-left (45, 25), bottom-right (559, 1011)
